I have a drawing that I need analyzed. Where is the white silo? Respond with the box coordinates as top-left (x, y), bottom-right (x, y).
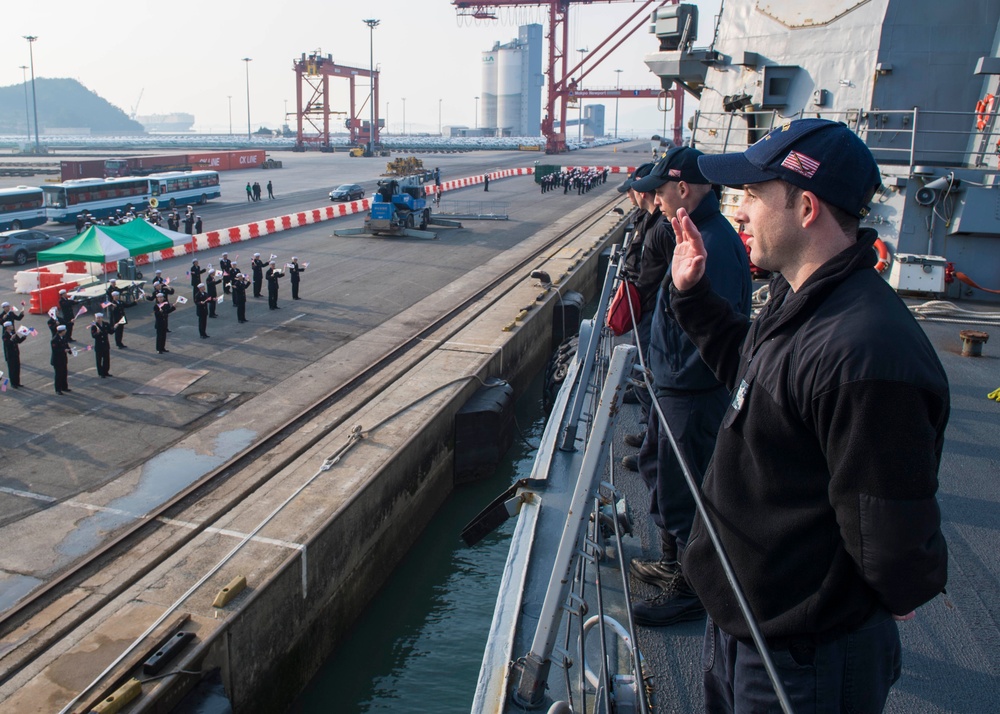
top-left (496, 46), bottom-right (523, 135)
top-left (481, 48), bottom-right (498, 131)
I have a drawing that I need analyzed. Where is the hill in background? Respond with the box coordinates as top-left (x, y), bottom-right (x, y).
top-left (0, 78), bottom-right (144, 135)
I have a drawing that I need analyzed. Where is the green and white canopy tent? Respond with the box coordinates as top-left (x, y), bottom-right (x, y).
top-left (37, 221), bottom-right (192, 264)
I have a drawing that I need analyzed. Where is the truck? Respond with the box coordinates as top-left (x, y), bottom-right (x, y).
top-left (334, 174), bottom-right (461, 239)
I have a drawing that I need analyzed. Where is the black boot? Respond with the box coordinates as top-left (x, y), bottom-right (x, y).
top-left (632, 573), bottom-right (705, 627)
top-left (630, 530), bottom-right (679, 586)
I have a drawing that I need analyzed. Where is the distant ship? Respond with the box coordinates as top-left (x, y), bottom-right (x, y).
top-left (136, 113), bottom-right (195, 133)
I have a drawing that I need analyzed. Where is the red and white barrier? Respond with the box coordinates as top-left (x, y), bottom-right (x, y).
top-left (16, 167), bottom-right (635, 312)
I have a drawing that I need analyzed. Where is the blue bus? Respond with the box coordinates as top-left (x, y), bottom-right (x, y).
top-left (148, 170), bottom-right (222, 209)
top-left (0, 186), bottom-right (47, 231)
top-left (43, 177), bottom-right (151, 224)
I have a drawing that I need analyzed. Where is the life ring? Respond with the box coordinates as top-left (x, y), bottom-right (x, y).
top-left (873, 238), bottom-right (890, 273)
top-left (977, 94), bottom-right (995, 131)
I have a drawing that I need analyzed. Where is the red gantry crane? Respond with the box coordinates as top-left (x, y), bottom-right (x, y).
top-left (292, 50), bottom-right (380, 151)
top-left (453, 0), bottom-right (683, 153)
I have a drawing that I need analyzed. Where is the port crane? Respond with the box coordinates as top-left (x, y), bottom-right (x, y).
top-left (453, 0), bottom-right (684, 153)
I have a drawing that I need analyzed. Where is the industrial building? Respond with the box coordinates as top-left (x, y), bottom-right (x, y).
top-left (480, 24), bottom-right (544, 137)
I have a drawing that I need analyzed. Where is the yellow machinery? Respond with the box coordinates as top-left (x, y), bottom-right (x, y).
top-left (385, 156), bottom-right (424, 176)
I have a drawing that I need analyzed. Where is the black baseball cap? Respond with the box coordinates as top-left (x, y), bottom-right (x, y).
top-left (696, 118), bottom-right (882, 218)
top-left (631, 146), bottom-right (710, 193)
top-left (616, 162), bottom-right (655, 193)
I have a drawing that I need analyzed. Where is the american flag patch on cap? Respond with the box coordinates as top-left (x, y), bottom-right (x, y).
top-left (781, 150), bottom-right (820, 178)
top-left (669, 168), bottom-right (681, 177)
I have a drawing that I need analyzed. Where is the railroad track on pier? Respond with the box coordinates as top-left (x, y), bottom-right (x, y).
top-left (0, 192), bottom-right (627, 693)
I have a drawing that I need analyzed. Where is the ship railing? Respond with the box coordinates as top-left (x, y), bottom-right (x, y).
top-left (690, 108), bottom-right (998, 174)
top-left (506, 241), bottom-right (796, 713)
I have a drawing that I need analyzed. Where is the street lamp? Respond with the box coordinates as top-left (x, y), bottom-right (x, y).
top-left (386, 101), bottom-right (390, 135)
top-left (614, 69), bottom-right (623, 139)
top-left (402, 97), bottom-right (406, 136)
top-left (227, 95), bottom-right (232, 135)
top-left (475, 96), bottom-right (479, 130)
top-left (23, 36), bottom-right (40, 153)
top-left (439, 98), bottom-right (443, 136)
top-left (242, 57), bottom-right (252, 141)
top-left (19, 65), bottom-right (31, 145)
top-left (577, 48), bottom-right (588, 144)
top-left (363, 19), bottom-right (380, 155)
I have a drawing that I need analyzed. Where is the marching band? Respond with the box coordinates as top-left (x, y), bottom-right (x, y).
top-left (1, 250), bottom-right (306, 395)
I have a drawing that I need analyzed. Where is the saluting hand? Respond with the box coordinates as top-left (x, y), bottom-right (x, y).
top-left (670, 207), bottom-right (708, 292)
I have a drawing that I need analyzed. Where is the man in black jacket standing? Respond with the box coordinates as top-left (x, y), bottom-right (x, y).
top-left (89, 312), bottom-right (113, 378)
top-left (265, 261), bottom-right (283, 310)
top-left (189, 259), bottom-right (205, 300)
top-left (231, 273), bottom-right (250, 323)
top-left (251, 253), bottom-right (265, 298)
top-left (194, 283), bottom-right (211, 339)
top-left (58, 289), bottom-right (76, 342)
top-left (288, 257), bottom-right (304, 300)
top-left (107, 292), bottom-right (128, 349)
top-left (628, 147), bottom-right (751, 627)
top-left (3, 321), bottom-right (25, 388)
top-left (51, 324), bottom-right (72, 394)
top-left (152, 293), bottom-right (176, 353)
top-left (668, 119), bottom-right (949, 712)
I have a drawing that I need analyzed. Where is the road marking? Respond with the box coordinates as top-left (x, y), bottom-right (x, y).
top-left (159, 517), bottom-right (303, 550)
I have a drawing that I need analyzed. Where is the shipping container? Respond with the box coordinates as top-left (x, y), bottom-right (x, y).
top-left (187, 152), bottom-right (232, 172)
top-left (227, 150), bottom-right (266, 169)
top-left (104, 155), bottom-right (192, 177)
top-left (60, 160), bottom-right (106, 182)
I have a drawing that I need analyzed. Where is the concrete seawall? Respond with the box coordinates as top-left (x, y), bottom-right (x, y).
top-left (1, 196), bottom-right (630, 713)
top-left (207, 205), bottom-right (628, 713)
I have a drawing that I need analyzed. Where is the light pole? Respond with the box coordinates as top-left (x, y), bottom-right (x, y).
top-left (577, 48), bottom-right (588, 143)
top-left (363, 19), bottom-right (380, 155)
top-left (227, 95), bottom-right (232, 135)
top-left (242, 57), bottom-right (252, 141)
top-left (283, 99), bottom-right (288, 129)
top-left (614, 69), bottom-right (623, 139)
top-left (402, 97), bottom-right (406, 136)
top-left (23, 36), bottom-right (40, 153)
top-left (475, 96), bottom-right (479, 130)
top-left (386, 101), bottom-right (390, 135)
top-left (439, 98), bottom-right (443, 136)
top-left (19, 65), bottom-right (31, 144)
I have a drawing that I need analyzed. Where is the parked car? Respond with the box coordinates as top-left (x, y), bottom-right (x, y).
top-left (0, 229), bottom-right (64, 266)
top-left (329, 184), bottom-right (365, 202)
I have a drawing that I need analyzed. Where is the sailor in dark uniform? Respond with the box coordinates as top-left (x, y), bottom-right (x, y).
top-left (206, 269), bottom-right (223, 318)
top-left (1, 301), bottom-right (24, 326)
top-left (89, 312), bottom-right (113, 378)
top-left (189, 259), bottom-right (205, 300)
top-left (194, 283), bottom-right (211, 338)
top-left (3, 321), bottom-right (26, 388)
top-left (251, 253), bottom-right (265, 298)
top-left (107, 291), bottom-right (128, 348)
top-left (288, 257), bottom-right (304, 300)
top-left (231, 273), bottom-right (250, 323)
top-left (219, 253), bottom-right (233, 293)
top-left (152, 293), bottom-right (176, 353)
top-left (265, 261), bottom-right (283, 309)
top-left (58, 289), bottom-right (76, 341)
top-left (51, 324), bottom-right (72, 394)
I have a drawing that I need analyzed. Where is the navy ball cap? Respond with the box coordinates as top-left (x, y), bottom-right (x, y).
top-left (696, 119), bottom-right (882, 218)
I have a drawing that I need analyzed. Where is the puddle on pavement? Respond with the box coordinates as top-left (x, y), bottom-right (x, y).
top-left (55, 428), bottom-right (257, 561)
top-left (0, 573), bottom-right (44, 613)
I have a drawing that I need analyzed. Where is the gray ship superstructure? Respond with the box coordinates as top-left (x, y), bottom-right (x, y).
top-left (647, 0), bottom-right (1000, 301)
top-left (472, 4), bottom-right (1000, 713)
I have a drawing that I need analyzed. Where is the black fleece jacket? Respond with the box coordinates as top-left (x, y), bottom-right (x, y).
top-left (623, 208), bottom-right (674, 315)
top-left (670, 228), bottom-right (949, 645)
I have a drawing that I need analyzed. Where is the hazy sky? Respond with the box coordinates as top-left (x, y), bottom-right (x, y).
top-left (4, 0), bottom-right (720, 136)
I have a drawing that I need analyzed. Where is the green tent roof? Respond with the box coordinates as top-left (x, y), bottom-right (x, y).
top-left (37, 221), bottom-right (191, 263)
